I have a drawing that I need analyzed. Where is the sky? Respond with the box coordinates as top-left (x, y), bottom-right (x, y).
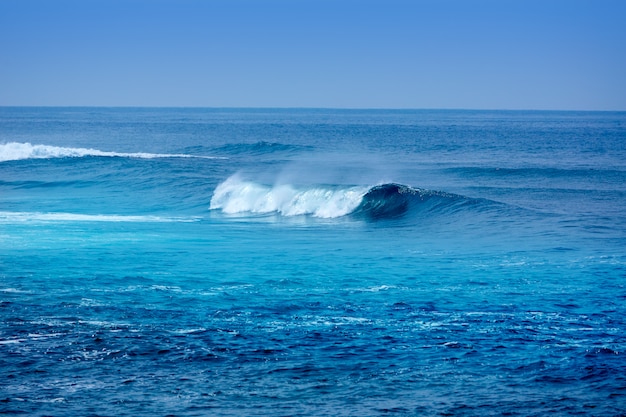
top-left (1, 0), bottom-right (625, 110)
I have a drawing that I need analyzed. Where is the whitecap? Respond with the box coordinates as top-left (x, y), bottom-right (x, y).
top-left (0, 287), bottom-right (32, 293)
top-left (0, 142), bottom-right (223, 162)
top-left (209, 175), bottom-right (369, 218)
top-left (0, 211), bottom-right (200, 223)
top-left (0, 338), bottom-right (25, 345)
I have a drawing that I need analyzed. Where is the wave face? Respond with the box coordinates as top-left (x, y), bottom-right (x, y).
top-left (0, 142), bottom-right (218, 162)
top-left (354, 183), bottom-right (480, 220)
top-left (209, 176), bottom-right (368, 218)
top-left (354, 183), bottom-right (415, 219)
top-left (210, 177), bottom-right (480, 220)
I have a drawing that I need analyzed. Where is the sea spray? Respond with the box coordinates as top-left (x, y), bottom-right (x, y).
top-left (209, 175), bottom-right (368, 218)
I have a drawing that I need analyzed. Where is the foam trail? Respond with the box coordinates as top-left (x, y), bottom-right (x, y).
top-left (0, 211), bottom-right (199, 223)
top-left (209, 175), bottom-right (369, 218)
top-left (0, 142), bottom-right (222, 162)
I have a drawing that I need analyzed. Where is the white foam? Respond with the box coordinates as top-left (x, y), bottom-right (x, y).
top-left (209, 175), bottom-right (369, 218)
top-left (0, 142), bottom-right (222, 162)
top-left (0, 339), bottom-right (24, 345)
top-left (0, 287), bottom-right (32, 293)
top-left (0, 211), bottom-right (200, 223)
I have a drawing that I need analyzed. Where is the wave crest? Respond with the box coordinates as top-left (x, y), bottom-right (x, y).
top-left (209, 176), bottom-right (368, 218)
top-left (0, 142), bottom-right (220, 162)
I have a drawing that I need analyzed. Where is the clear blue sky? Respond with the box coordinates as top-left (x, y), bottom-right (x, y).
top-left (1, 0), bottom-right (625, 110)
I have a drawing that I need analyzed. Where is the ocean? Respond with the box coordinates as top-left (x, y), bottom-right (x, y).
top-left (1, 107), bottom-right (625, 416)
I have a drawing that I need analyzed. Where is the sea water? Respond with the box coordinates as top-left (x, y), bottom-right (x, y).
top-left (1, 108), bottom-right (625, 416)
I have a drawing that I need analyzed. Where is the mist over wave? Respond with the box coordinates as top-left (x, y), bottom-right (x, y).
top-left (213, 141), bottom-right (313, 156)
top-left (0, 142), bottom-right (220, 162)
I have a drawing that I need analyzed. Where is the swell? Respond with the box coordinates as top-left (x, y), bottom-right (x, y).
top-left (0, 142), bottom-right (221, 162)
top-left (212, 141), bottom-right (313, 156)
top-left (448, 166), bottom-right (626, 180)
top-left (210, 176), bottom-right (493, 220)
top-left (0, 179), bottom-right (99, 189)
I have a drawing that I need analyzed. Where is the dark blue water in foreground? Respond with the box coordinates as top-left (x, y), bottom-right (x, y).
top-left (1, 108), bottom-right (626, 416)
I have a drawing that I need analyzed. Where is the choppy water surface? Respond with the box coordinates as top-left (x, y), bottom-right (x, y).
top-left (1, 108), bottom-right (626, 416)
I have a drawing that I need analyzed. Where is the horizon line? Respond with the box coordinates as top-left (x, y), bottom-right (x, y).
top-left (1, 105), bottom-right (625, 113)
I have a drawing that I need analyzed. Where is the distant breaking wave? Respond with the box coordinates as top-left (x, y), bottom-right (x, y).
top-left (210, 176), bottom-right (485, 220)
top-left (0, 211), bottom-right (200, 223)
top-left (0, 142), bottom-right (222, 162)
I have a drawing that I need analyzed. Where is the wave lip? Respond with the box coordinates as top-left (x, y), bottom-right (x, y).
top-left (0, 142), bottom-right (222, 162)
top-left (209, 176), bottom-right (368, 218)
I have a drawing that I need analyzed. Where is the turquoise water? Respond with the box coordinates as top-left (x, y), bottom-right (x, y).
top-left (1, 108), bottom-right (626, 416)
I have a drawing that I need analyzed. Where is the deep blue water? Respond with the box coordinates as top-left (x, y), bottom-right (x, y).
top-left (1, 108), bottom-right (626, 416)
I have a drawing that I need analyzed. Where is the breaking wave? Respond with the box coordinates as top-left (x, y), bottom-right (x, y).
top-left (209, 176), bottom-right (368, 218)
top-left (0, 142), bottom-right (221, 162)
top-left (0, 211), bottom-right (200, 223)
top-left (210, 176), bottom-right (485, 220)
